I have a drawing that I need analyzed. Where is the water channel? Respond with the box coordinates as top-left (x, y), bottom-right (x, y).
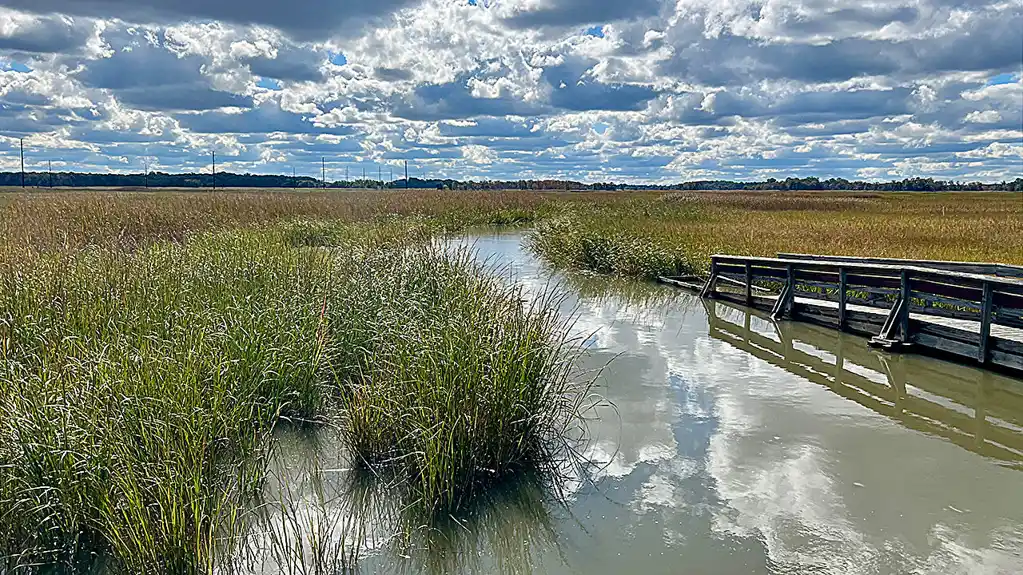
top-left (252, 232), bottom-right (1023, 574)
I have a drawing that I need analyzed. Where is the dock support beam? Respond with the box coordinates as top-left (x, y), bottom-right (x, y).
top-left (772, 263), bottom-right (795, 320)
top-left (838, 267), bottom-right (848, 331)
top-left (700, 260), bottom-right (718, 299)
top-left (744, 263), bottom-right (753, 307)
top-left (978, 281), bottom-right (993, 364)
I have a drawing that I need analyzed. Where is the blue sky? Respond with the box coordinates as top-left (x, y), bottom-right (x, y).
top-left (0, 0), bottom-right (1020, 182)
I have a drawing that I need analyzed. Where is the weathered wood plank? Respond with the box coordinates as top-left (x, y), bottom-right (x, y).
top-left (793, 268), bottom-right (840, 283)
top-left (846, 273), bottom-right (902, 290)
top-left (907, 292), bottom-right (982, 322)
top-left (993, 289), bottom-right (1023, 310)
top-left (910, 278), bottom-right (983, 302)
top-left (992, 336), bottom-right (1023, 357)
top-left (713, 254), bottom-right (1023, 289)
top-left (993, 308), bottom-right (1023, 330)
top-left (991, 349), bottom-right (1023, 372)
top-left (912, 268), bottom-right (986, 291)
top-left (796, 308), bottom-right (842, 330)
top-left (911, 331), bottom-right (978, 359)
top-left (913, 320), bottom-right (979, 345)
top-left (778, 253), bottom-right (1023, 279)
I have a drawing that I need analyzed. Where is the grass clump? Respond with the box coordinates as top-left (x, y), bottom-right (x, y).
top-left (339, 249), bottom-right (587, 514)
top-left (0, 222), bottom-right (590, 572)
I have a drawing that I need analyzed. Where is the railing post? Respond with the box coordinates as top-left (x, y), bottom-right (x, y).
top-left (899, 269), bottom-right (910, 341)
top-left (744, 262), bottom-right (753, 307)
top-left (785, 262), bottom-right (795, 317)
top-left (701, 258), bottom-right (719, 299)
top-left (838, 267), bottom-right (848, 331)
top-left (978, 281), bottom-right (993, 364)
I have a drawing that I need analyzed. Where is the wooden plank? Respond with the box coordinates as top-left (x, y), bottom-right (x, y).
top-left (993, 289), bottom-right (1023, 309)
top-left (911, 268), bottom-right (986, 291)
top-left (991, 349), bottom-right (1023, 373)
top-left (777, 253), bottom-right (1023, 277)
top-left (717, 262), bottom-right (747, 276)
top-left (996, 265), bottom-right (1023, 280)
top-left (910, 278), bottom-right (984, 302)
top-left (991, 336), bottom-right (1023, 357)
top-left (994, 308), bottom-right (1023, 330)
top-left (911, 331), bottom-right (978, 359)
top-left (846, 273), bottom-right (902, 290)
top-left (793, 268), bottom-right (840, 283)
top-left (750, 266), bottom-right (789, 280)
top-left (907, 292), bottom-right (982, 322)
top-left (712, 254), bottom-right (1023, 290)
top-left (913, 320), bottom-right (979, 345)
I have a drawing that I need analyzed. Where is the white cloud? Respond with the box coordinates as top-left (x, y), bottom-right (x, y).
top-left (0, 0), bottom-right (1019, 181)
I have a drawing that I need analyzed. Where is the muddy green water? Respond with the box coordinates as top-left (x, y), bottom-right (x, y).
top-left (256, 232), bottom-right (1023, 574)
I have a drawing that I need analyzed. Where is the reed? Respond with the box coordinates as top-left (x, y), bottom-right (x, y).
top-left (0, 220), bottom-right (591, 571)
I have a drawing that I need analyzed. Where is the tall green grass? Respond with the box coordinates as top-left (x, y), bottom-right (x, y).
top-left (0, 220), bottom-right (591, 572)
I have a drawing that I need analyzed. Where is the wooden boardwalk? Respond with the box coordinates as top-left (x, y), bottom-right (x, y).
top-left (660, 254), bottom-right (1023, 374)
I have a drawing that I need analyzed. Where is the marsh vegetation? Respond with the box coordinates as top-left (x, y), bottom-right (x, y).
top-left (1, 188), bottom-right (1019, 572)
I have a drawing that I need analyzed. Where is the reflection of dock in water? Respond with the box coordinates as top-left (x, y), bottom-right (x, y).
top-left (703, 298), bottom-right (1023, 468)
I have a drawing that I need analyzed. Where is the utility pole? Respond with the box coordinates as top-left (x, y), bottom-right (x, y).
top-left (48, 160), bottom-right (52, 188)
top-left (362, 167), bottom-right (366, 183)
top-left (345, 165), bottom-right (349, 184)
top-left (212, 151), bottom-right (216, 191)
top-left (20, 138), bottom-right (25, 189)
top-left (322, 157), bottom-right (326, 189)
top-left (144, 159), bottom-right (148, 189)
top-left (404, 160), bottom-right (409, 190)
top-left (293, 166), bottom-right (296, 189)
top-left (390, 167), bottom-right (393, 186)
top-left (378, 165), bottom-right (381, 189)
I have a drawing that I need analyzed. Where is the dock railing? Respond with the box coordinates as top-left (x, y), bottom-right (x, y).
top-left (697, 254), bottom-right (1023, 373)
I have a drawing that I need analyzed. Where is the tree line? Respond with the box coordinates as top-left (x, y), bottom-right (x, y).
top-left (1, 171), bottom-right (1021, 192)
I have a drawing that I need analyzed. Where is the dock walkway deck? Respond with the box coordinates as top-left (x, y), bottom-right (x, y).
top-left (659, 253), bottom-right (1023, 374)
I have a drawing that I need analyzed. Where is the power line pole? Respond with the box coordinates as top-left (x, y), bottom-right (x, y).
top-left (345, 165), bottom-right (349, 184)
top-left (404, 160), bottom-right (409, 190)
top-left (362, 167), bottom-right (366, 183)
top-left (293, 166), bottom-right (296, 189)
top-left (378, 165), bottom-right (381, 189)
top-left (212, 151), bottom-right (216, 191)
top-left (48, 160), bottom-right (52, 189)
top-left (20, 138), bottom-right (24, 189)
top-left (322, 157), bottom-right (326, 189)
top-left (144, 159), bottom-right (148, 189)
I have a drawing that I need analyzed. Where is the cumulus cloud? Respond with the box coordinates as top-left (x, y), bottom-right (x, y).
top-left (0, 0), bottom-right (1019, 181)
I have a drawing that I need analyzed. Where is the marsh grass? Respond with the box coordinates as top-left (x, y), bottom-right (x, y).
top-left (528, 191), bottom-right (1023, 279)
top-left (0, 214), bottom-right (595, 572)
top-left (0, 190), bottom-right (580, 253)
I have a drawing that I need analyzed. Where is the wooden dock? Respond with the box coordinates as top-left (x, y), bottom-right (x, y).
top-left (659, 254), bottom-right (1023, 374)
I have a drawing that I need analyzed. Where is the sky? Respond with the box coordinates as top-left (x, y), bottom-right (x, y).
top-left (0, 0), bottom-right (1020, 183)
